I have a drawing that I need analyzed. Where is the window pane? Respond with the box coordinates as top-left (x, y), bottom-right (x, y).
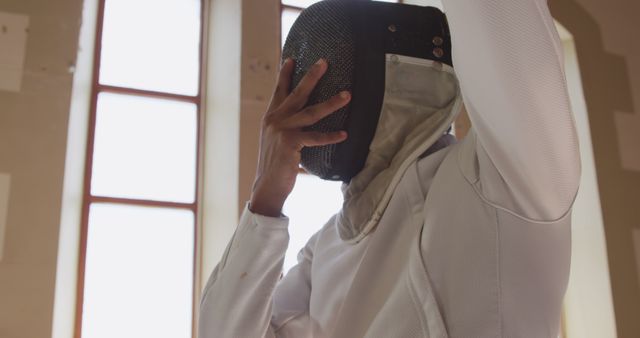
top-left (281, 8), bottom-right (302, 48)
top-left (81, 203), bottom-right (194, 338)
top-left (100, 0), bottom-right (201, 95)
top-left (91, 93), bottom-right (197, 203)
top-left (282, 174), bottom-right (343, 272)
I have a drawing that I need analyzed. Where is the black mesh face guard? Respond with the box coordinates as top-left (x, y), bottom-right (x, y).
top-left (282, 0), bottom-right (452, 182)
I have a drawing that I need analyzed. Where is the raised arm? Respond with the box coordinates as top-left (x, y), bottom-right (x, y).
top-left (443, 0), bottom-right (581, 220)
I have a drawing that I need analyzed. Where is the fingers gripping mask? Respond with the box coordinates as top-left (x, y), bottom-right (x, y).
top-left (282, 0), bottom-right (453, 182)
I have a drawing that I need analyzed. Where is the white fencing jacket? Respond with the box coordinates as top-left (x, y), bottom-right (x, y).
top-left (199, 0), bottom-right (581, 337)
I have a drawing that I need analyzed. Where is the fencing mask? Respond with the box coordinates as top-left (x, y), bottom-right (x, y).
top-left (282, 0), bottom-right (454, 182)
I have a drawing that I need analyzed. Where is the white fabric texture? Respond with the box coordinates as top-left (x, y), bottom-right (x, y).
top-left (338, 55), bottom-right (461, 242)
top-left (198, 0), bottom-right (580, 337)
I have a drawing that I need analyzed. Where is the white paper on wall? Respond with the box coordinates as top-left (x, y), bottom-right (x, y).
top-left (0, 173), bottom-right (10, 261)
top-left (0, 11), bottom-right (29, 92)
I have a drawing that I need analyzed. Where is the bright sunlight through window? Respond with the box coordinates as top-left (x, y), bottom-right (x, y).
top-left (282, 175), bottom-right (343, 272)
top-left (77, 0), bottom-right (203, 337)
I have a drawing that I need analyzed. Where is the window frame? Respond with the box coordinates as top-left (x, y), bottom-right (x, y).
top-left (73, 0), bottom-right (207, 337)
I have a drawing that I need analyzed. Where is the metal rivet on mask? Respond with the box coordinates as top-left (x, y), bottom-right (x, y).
top-left (332, 175), bottom-right (341, 180)
top-left (432, 36), bottom-right (444, 46)
top-left (388, 24), bottom-right (397, 32)
top-left (433, 47), bottom-right (444, 58)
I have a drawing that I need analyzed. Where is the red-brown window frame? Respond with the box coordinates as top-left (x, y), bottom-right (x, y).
top-left (73, 0), bottom-right (206, 337)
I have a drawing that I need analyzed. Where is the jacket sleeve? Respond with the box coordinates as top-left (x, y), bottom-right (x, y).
top-left (198, 204), bottom-right (315, 338)
top-left (442, 0), bottom-right (581, 221)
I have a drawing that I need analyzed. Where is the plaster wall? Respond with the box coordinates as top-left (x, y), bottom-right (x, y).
top-left (0, 0), bottom-right (83, 337)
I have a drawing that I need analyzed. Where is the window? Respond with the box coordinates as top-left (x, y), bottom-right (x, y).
top-left (282, 175), bottom-right (343, 272)
top-left (75, 1), bottom-right (204, 337)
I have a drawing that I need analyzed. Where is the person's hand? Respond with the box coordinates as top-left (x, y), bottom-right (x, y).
top-left (249, 58), bottom-right (351, 217)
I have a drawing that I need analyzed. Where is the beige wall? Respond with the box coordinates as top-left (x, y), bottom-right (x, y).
top-left (0, 0), bottom-right (83, 338)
